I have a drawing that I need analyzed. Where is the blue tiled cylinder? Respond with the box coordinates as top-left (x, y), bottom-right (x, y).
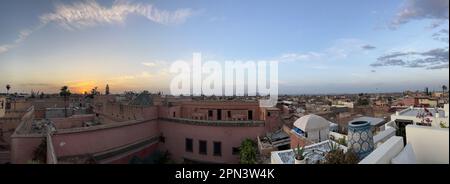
top-left (348, 121), bottom-right (374, 159)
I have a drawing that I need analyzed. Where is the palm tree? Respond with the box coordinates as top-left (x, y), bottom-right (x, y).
top-left (91, 87), bottom-right (99, 96)
top-left (60, 86), bottom-right (71, 117)
top-left (443, 85), bottom-right (448, 93)
top-left (105, 84), bottom-right (110, 95)
top-left (6, 84), bottom-right (10, 95)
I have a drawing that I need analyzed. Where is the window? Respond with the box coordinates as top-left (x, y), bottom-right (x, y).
top-left (173, 111), bottom-right (176, 117)
top-left (232, 147), bottom-right (240, 155)
top-left (227, 111), bottom-right (231, 118)
top-left (248, 110), bottom-right (253, 120)
top-left (185, 138), bottom-right (193, 152)
top-left (208, 110), bottom-right (213, 118)
top-left (213, 142), bottom-right (222, 156)
top-left (217, 109), bottom-right (222, 120)
top-left (160, 136), bottom-right (165, 143)
top-left (267, 112), bottom-right (271, 117)
top-left (199, 140), bottom-right (207, 155)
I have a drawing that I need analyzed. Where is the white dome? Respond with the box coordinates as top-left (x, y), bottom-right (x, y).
top-left (293, 114), bottom-right (330, 132)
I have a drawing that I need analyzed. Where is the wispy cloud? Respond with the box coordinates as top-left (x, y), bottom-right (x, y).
top-left (0, 28), bottom-right (35, 54)
top-left (40, 0), bottom-right (193, 30)
top-left (110, 69), bottom-right (171, 87)
top-left (280, 52), bottom-right (322, 62)
top-left (361, 44), bottom-right (376, 50)
top-left (20, 83), bottom-right (53, 87)
top-left (0, 0), bottom-right (194, 54)
top-left (279, 39), bottom-right (375, 62)
top-left (209, 16), bottom-right (227, 22)
top-left (142, 62), bottom-right (157, 67)
top-left (426, 63), bottom-right (449, 70)
top-left (432, 28), bottom-right (449, 42)
top-left (371, 47), bottom-right (449, 70)
top-left (390, 0), bottom-right (449, 29)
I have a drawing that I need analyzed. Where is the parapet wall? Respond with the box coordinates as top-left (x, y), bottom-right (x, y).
top-left (406, 125), bottom-right (449, 164)
top-left (50, 114), bottom-right (95, 129)
top-left (10, 134), bottom-right (44, 164)
top-left (158, 119), bottom-right (265, 163)
top-left (51, 120), bottom-right (159, 158)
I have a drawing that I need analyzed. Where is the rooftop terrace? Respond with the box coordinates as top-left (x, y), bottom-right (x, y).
top-left (398, 107), bottom-right (446, 117)
top-left (271, 140), bottom-right (347, 164)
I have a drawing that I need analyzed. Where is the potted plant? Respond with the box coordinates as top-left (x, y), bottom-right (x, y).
top-left (293, 144), bottom-right (307, 164)
top-left (322, 141), bottom-right (360, 164)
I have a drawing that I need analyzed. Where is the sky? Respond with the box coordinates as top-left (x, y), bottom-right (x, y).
top-left (0, 0), bottom-right (448, 94)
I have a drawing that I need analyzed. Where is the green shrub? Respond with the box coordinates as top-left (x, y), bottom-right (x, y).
top-left (239, 139), bottom-right (257, 164)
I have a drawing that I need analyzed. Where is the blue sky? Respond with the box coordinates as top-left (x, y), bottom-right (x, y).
top-left (0, 0), bottom-right (448, 94)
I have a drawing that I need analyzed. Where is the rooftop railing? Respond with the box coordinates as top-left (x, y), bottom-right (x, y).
top-left (159, 117), bottom-right (265, 127)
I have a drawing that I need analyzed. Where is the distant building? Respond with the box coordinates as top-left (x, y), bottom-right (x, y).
top-left (391, 105), bottom-right (449, 128)
top-left (394, 97), bottom-right (439, 108)
top-left (332, 100), bottom-right (354, 108)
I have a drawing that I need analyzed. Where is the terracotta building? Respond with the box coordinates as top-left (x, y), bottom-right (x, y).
top-left (10, 93), bottom-right (282, 164)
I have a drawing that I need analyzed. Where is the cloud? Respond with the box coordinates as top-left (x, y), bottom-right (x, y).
top-left (426, 63), bottom-right (449, 70)
top-left (20, 83), bottom-right (53, 87)
top-left (0, 28), bottom-right (35, 54)
top-left (362, 44), bottom-right (376, 50)
top-left (142, 62), bottom-right (157, 67)
top-left (280, 52), bottom-right (322, 62)
top-left (0, 0), bottom-right (193, 54)
top-left (40, 0), bottom-right (193, 30)
top-left (390, 0), bottom-right (449, 28)
top-left (371, 47), bottom-right (449, 69)
top-left (0, 45), bottom-right (13, 54)
top-left (280, 39), bottom-right (373, 62)
top-left (432, 28), bottom-right (449, 42)
top-left (209, 16), bottom-right (227, 22)
top-left (427, 20), bottom-right (447, 29)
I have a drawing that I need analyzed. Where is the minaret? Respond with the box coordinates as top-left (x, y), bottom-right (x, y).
top-left (105, 84), bottom-right (110, 95)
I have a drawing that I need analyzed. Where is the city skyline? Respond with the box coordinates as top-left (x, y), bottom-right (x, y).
top-left (0, 0), bottom-right (449, 94)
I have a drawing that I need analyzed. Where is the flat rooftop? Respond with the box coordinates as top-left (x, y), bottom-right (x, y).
top-left (399, 108), bottom-right (446, 117)
top-left (272, 140), bottom-right (346, 164)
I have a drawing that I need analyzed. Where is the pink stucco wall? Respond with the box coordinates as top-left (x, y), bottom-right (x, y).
top-left (10, 95), bottom-right (284, 164)
top-left (10, 136), bottom-right (44, 164)
top-left (108, 143), bottom-right (158, 164)
top-left (50, 114), bottom-right (95, 129)
top-left (158, 120), bottom-right (265, 164)
top-left (264, 110), bottom-right (282, 132)
top-left (178, 101), bottom-right (262, 121)
top-left (51, 120), bottom-right (160, 157)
